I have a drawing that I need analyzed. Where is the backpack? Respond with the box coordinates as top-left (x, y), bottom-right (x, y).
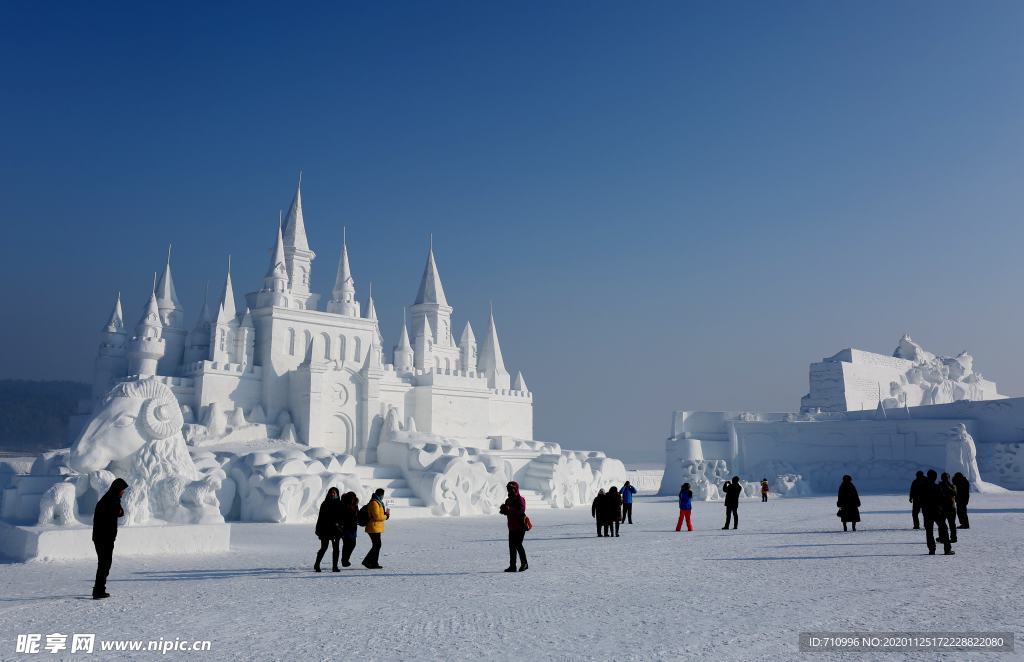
top-left (357, 504), bottom-right (370, 528)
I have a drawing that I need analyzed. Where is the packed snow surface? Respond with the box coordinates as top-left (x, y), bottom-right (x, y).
top-left (1, 493), bottom-right (1022, 661)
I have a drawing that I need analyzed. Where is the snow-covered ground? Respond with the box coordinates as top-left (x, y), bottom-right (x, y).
top-left (1, 493), bottom-right (1022, 661)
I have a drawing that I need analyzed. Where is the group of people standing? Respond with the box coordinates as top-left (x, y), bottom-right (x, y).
top-left (909, 469), bottom-right (971, 555)
top-left (313, 487), bottom-right (390, 571)
top-left (590, 481), bottom-right (637, 537)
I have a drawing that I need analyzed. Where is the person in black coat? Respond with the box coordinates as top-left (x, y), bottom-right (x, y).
top-left (339, 491), bottom-right (360, 567)
top-left (938, 473), bottom-right (958, 544)
top-left (837, 475), bottom-right (861, 532)
top-left (721, 476), bottom-right (742, 530)
top-left (314, 487), bottom-right (344, 572)
top-left (601, 486), bottom-right (622, 537)
top-left (92, 477), bottom-right (128, 599)
top-left (922, 469), bottom-right (953, 555)
top-left (591, 488), bottom-right (606, 537)
top-left (909, 470), bottom-right (927, 529)
top-left (952, 472), bottom-right (970, 529)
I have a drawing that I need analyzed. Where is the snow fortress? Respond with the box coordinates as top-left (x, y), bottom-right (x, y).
top-left (0, 178), bottom-right (626, 559)
top-left (89, 177), bottom-right (532, 454)
top-left (660, 336), bottom-right (1021, 497)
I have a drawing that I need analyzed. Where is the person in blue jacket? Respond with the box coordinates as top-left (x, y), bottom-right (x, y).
top-left (676, 482), bottom-right (694, 531)
top-left (620, 481), bottom-right (638, 524)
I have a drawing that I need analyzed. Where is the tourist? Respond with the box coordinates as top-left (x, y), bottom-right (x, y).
top-left (952, 471), bottom-right (971, 529)
top-left (361, 488), bottom-right (389, 569)
top-left (676, 482), bottom-right (694, 532)
top-left (591, 488), bottom-right (606, 537)
top-left (939, 473), bottom-right (958, 543)
top-left (500, 481), bottom-right (528, 572)
top-left (909, 470), bottom-right (927, 529)
top-left (722, 476), bottom-right (742, 530)
top-left (92, 477), bottom-right (128, 600)
top-left (760, 478), bottom-right (769, 503)
top-left (339, 491), bottom-right (360, 567)
top-left (620, 481), bottom-right (637, 524)
top-left (837, 475), bottom-right (861, 532)
top-left (314, 487), bottom-right (343, 572)
top-left (602, 486), bottom-right (621, 537)
top-left (922, 469), bottom-right (953, 555)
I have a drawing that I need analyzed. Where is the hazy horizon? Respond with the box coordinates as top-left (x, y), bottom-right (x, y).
top-left (2, 2), bottom-right (1022, 462)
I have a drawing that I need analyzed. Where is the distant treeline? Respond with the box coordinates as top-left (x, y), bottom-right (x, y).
top-left (0, 380), bottom-right (90, 452)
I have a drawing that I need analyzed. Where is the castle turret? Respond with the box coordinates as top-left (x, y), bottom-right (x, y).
top-left (459, 321), bottom-right (477, 373)
top-left (128, 286), bottom-right (166, 377)
top-left (155, 246), bottom-right (186, 373)
top-left (393, 312), bottom-right (414, 373)
top-left (410, 238), bottom-right (453, 347)
top-left (326, 229), bottom-right (360, 316)
top-left (365, 283), bottom-right (383, 354)
top-left (256, 219), bottom-right (290, 308)
top-left (236, 307), bottom-right (255, 370)
top-left (478, 307), bottom-right (510, 389)
top-left (185, 283), bottom-right (213, 364)
top-left (282, 174), bottom-right (317, 310)
top-left (513, 371), bottom-right (529, 393)
top-left (93, 292), bottom-right (129, 400)
top-left (210, 260), bottom-right (239, 364)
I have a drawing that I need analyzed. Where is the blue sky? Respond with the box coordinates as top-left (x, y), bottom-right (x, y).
top-left (1, 1), bottom-right (1022, 462)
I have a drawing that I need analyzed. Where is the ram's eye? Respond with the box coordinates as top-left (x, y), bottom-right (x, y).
top-left (113, 414), bottom-right (136, 428)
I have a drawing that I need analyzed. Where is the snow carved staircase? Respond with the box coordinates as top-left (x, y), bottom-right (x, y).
top-left (355, 465), bottom-right (426, 508)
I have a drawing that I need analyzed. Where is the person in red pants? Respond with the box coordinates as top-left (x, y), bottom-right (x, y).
top-left (675, 482), bottom-right (694, 532)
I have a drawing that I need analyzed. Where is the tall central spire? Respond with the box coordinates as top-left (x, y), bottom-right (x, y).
top-left (414, 235), bottom-right (448, 307)
top-left (282, 172), bottom-right (310, 253)
top-left (280, 173), bottom-right (317, 308)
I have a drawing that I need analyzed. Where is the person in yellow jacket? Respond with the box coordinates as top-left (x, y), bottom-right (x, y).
top-left (361, 488), bottom-right (390, 569)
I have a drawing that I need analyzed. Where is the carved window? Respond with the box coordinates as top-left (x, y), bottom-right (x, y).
top-left (303, 330), bottom-right (312, 357)
top-left (353, 337), bottom-right (362, 362)
top-left (338, 335), bottom-right (347, 361)
top-left (322, 332), bottom-right (331, 359)
top-left (288, 328), bottom-right (296, 355)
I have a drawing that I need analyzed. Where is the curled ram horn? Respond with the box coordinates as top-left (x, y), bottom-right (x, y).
top-left (141, 397), bottom-right (184, 440)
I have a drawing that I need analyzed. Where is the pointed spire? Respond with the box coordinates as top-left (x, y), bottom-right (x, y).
top-left (137, 290), bottom-right (162, 332)
top-left (361, 334), bottom-right (382, 373)
top-left (459, 321), bottom-right (476, 346)
top-left (266, 219), bottom-right (288, 280)
top-left (397, 310), bottom-right (412, 351)
top-left (365, 282), bottom-right (378, 321)
top-left (333, 231), bottom-right (354, 296)
top-left (479, 306), bottom-right (509, 386)
top-left (155, 244), bottom-right (181, 309)
top-left (103, 292), bottom-right (125, 333)
top-left (513, 371), bottom-right (528, 392)
top-left (282, 173), bottom-right (309, 252)
top-left (216, 256), bottom-right (236, 323)
top-left (414, 238), bottom-right (448, 306)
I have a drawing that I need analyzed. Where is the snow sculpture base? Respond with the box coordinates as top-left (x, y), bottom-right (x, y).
top-left (0, 521), bottom-right (231, 562)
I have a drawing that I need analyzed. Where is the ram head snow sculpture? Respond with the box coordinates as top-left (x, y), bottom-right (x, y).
top-left (70, 378), bottom-right (223, 524)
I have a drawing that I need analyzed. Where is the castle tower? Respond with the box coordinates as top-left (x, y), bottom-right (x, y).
top-left (236, 307), bottom-right (255, 370)
top-left (365, 283), bottom-right (383, 355)
top-left (128, 285), bottom-right (166, 377)
top-left (155, 246), bottom-right (186, 373)
top-left (409, 238), bottom-right (453, 347)
top-left (210, 259), bottom-right (239, 364)
top-left (282, 174), bottom-right (317, 310)
top-left (185, 283), bottom-right (213, 364)
top-left (256, 219), bottom-right (290, 308)
top-left (458, 321), bottom-right (477, 373)
top-left (326, 229), bottom-right (360, 316)
top-left (478, 307), bottom-right (511, 389)
top-left (93, 292), bottom-right (129, 400)
top-left (393, 311), bottom-right (414, 373)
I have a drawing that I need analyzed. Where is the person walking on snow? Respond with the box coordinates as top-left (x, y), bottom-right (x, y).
top-left (591, 488), bottom-right (606, 537)
top-left (92, 477), bottom-right (128, 600)
top-left (314, 487), bottom-right (343, 572)
top-left (952, 471), bottom-right (970, 529)
top-left (602, 486), bottom-right (622, 537)
top-left (500, 481), bottom-right (528, 572)
top-left (837, 474), bottom-right (861, 531)
top-left (339, 491), bottom-right (360, 567)
top-left (938, 473), bottom-right (958, 544)
top-left (909, 470), bottom-right (927, 529)
top-left (760, 478), bottom-right (769, 503)
top-left (676, 483), bottom-right (694, 532)
top-left (922, 469), bottom-right (953, 555)
top-left (361, 488), bottom-right (389, 569)
top-left (620, 481), bottom-right (637, 523)
top-left (722, 476), bottom-right (742, 530)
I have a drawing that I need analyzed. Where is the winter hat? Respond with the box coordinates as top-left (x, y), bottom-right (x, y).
top-left (108, 478), bottom-right (129, 494)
